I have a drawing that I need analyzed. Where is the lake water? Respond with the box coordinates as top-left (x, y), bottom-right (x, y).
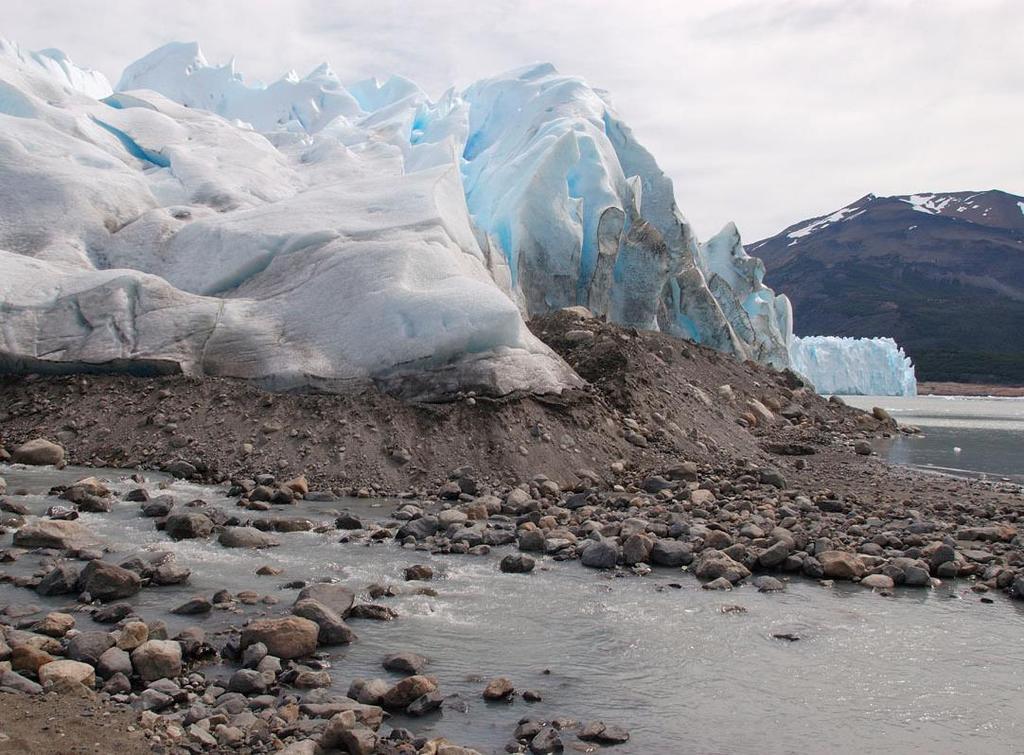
top-left (2, 464), bottom-right (1024, 754)
top-left (843, 395), bottom-right (1024, 483)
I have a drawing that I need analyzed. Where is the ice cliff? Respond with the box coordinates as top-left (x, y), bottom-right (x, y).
top-left (790, 336), bottom-right (917, 396)
top-left (0, 39), bottom-right (910, 397)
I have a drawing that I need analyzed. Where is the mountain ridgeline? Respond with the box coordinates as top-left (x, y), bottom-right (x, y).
top-left (751, 191), bottom-right (1024, 385)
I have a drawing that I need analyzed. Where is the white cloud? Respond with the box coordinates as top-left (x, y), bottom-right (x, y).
top-left (4, 0), bottom-right (1022, 240)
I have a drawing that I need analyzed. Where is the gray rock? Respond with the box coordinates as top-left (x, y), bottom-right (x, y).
top-left (131, 639), bottom-right (183, 682)
top-left (11, 438), bottom-right (65, 466)
top-left (218, 527), bottom-right (280, 549)
top-left (97, 646), bottom-right (133, 679)
top-left (164, 512), bottom-right (214, 540)
top-left (694, 549), bottom-right (750, 584)
top-left (580, 539), bottom-right (619, 569)
top-left (67, 631), bottom-right (115, 665)
top-left (36, 563), bottom-right (80, 596)
top-left (172, 596), bottom-right (212, 615)
top-left (500, 554), bottom-right (536, 573)
top-left (396, 516), bottom-right (439, 540)
top-left (382, 652), bottom-right (427, 675)
top-left (295, 583), bottom-right (354, 616)
top-left (406, 690), bottom-right (443, 716)
top-left (292, 599), bottom-right (357, 645)
top-left (650, 539), bottom-right (693, 567)
top-left (79, 560), bottom-right (142, 602)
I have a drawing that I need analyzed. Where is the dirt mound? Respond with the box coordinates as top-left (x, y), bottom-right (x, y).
top-left (1, 309), bottom-right (884, 494)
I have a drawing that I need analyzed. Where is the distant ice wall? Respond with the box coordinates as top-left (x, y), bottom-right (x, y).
top-left (789, 335), bottom-right (917, 396)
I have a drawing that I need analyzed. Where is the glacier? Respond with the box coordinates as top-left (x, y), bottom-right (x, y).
top-left (790, 336), bottom-right (917, 396)
top-left (0, 38), bottom-right (913, 398)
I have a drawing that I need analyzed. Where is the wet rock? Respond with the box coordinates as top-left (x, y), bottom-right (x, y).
top-left (404, 564), bottom-right (434, 581)
top-left (579, 721), bottom-right (630, 744)
top-left (292, 599), bottom-right (357, 645)
top-left (36, 563), bottom-right (80, 596)
top-left (580, 539), bottom-right (619, 569)
top-left (141, 496), bottom-right (175, 517)
top-left (530, 727), bottom-right (563, 754)
top-left (518, 529), bottom-right (546, 552)
top-left (219, 526), bottom-right (280, 549)
top-left (256, 564), bottom-right (283, 576)
top-left (753, 576), bottom-right (786, 592)
top-left (152, 561), bottom-right (191, 585)
top-left (241, 616), bottom-right (318, 660)
top-left (701, 577), bottom-right (734, 590)
top-left (381, 675), bottom-right (438, 710)
top-left (93, 603), bottom-right (133, 624)
top-left (650, 539), bottom-right (693, 567)
top-left (336, 513), bottom-right (364, 530)
top-left (296, 582), bottom-right (355, 616)
top-left (500, 554), bottom-right (536, 573)
top-left (12, 438), bottom-right (65, 466)
top-left (132, 639), bottom-right (183, 682)
top-left (407, 689), bottom-right (444, 716)
top-left (13, 519), bottom-right (101, 550)
top-left (80, 560), bottom-right (142, 602)
top-left (483, 676), bottom-right (515, 701)
top-left (396, 516), bottom-right (439, 540)
top-left (164, 512), bottom-right (214, 540)
top-left (172, 596), bottom-right (212, 615)
top-left (38, 659), bottom-right (95, 689)
top-left (348, 677), bottom-right (391, 706)
top-left (819, 551), bottom-right (867, 580)
top-left (861, 574), bottom-right (895, 590)
top-left (382, 652), bottom-right (427, 675)
top-left (348, 604), bottom-right (399, 621)
top-left (523, 689), bottom-right (543, 702)
top-left (694, 549), bottom-right (751, 584)
top-left (854, 441), bottom-right (873, 456)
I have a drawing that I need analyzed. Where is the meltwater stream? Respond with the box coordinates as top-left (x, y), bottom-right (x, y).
top-left (2, 464), bottom-right (1023, 754)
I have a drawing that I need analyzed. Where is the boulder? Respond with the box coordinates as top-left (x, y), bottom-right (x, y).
top-left (38, 660), bottom-right (95, 689)
top-left (131, 640), bottom-right (183, 682)
top-left (292, 599), bottom-right (357, 645)
top-left (13, 519), bottom-right (101, 550)
top-left (861, 574), bottom-right (895, 590)
top-left (500, 554), bottom-right (536, 574)
top-left (97, 647), bottom-right (133, 679)
top-left (36, 563), bottom-right (80, 596)
top-left (650, 539), bottom-right (693, 567)
top-left (296, 583), bottom-right (355, 616)
top-left (79, 560), bottom-right (142, 602)
top-left (381, 675), bottom-right (437, 710)
top-left (403, 564), bottom-right (433, 581)
top-left (580, 539), bottom-right (619, 569)
top-left (819, 551), bottom-right (867, 580)
top-left (694, 549), bottom-right (751, 584)
top-left (33, 612), bottom-right (75, 638)
top-left (12, 438), bottom-right (65, 466)
top-left (164, 512), bottom-right (214, 540)
top-left (218, 526), bottom-right (280, 549)
top-left (382, 652), bottom-right (427, 675)
top-left (483, 676), bottom-right (515, 701)
top-left (67, 631), bottom-right (115, 665)
top-left (241, 616), bottom-right (318, 660)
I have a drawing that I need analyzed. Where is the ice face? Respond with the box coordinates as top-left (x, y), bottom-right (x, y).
top-left (0, 38), bottom-right (911, 399)
top-left (789, 336), bottom-right (917, 396)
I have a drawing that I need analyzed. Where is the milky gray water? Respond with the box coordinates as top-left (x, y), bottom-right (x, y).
top-left (844, 395), bottom-right (1024, 483)
top-left (2, 464), bottom-right (1023, 754)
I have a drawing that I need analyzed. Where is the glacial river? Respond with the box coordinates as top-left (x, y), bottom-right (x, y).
top-left (1, 464), bottom-right (1023, 754)
top-left (844, 395), bottom-right (1024, 483)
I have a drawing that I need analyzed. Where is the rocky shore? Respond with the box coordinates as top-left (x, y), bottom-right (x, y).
top-left (2, 309), bottom-right (1023, 753)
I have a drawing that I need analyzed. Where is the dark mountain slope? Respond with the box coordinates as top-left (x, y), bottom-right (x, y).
top-left (751, 190), bottom-right (1024, 383)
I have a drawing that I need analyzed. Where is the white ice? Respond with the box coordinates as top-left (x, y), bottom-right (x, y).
top-left (789, 336), bottom-right (917, 396)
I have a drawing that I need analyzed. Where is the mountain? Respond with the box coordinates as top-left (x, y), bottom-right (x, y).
top-left (751, 191), bottom-right (1024, 385)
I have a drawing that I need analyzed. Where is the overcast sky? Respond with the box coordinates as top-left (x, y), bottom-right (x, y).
top-left (6, 0), bottom-right (1022, 240)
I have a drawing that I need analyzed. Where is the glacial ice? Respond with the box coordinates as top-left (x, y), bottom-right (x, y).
top-left (0, 39), bottom-right (914, 399)
top-left (789, 336), bottom-right (917, 396)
